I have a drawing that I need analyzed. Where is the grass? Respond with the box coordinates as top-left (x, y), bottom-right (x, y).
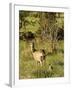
top-left (19, 39), bottom-right (64, 79)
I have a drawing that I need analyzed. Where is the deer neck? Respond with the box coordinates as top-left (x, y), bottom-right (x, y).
top-left (30, 42), bottom-right (35, 52)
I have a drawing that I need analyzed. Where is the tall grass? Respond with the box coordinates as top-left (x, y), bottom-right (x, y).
top-left (19, 40), bottom-right (64, 79)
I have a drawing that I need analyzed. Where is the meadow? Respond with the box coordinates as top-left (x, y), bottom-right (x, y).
top-left (19, 39), bottom-right (64, 79)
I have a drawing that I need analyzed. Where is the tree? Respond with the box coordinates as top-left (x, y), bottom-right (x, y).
top-left (46, 12), bottom-right (58, 53)
top-left (19, 11), bottom-right (30, 29)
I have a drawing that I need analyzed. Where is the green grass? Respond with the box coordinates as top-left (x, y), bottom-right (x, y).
top-left (19, 40), bottom-right (64, 79)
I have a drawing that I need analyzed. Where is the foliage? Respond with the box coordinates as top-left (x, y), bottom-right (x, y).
top-left (19, 11), bottom-right (64, 79)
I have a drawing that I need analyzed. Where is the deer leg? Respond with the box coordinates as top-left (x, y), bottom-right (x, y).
top-left (39, 61), bottom-right (42, 66)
